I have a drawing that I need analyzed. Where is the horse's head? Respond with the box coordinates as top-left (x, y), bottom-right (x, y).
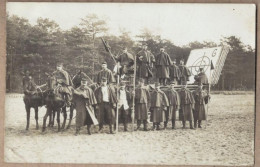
top-left (45, 72), bottom-right (57, 91)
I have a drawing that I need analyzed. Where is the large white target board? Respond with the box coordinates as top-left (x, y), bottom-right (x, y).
top-left (186, 46), bottom-right (229, 85)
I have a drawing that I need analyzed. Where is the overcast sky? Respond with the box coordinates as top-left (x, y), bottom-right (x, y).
top-left (7, 3), bottom-right (256, 48)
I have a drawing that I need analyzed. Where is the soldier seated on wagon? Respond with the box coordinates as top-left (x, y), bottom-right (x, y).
top-left (194, 67), bottom-right (209, 86)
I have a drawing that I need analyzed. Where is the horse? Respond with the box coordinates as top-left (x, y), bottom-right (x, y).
top-left (42, 73), bottom-right (71, 132)
top-left (23, 75), bottom-right (46, 130)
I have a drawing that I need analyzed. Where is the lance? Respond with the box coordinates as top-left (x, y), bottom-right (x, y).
top-left (205, 65), bottom-right (212, 129)
top-left (100, 37), bottom-right (119, 133)
top-left (131, 54), bottom-right (137, 132)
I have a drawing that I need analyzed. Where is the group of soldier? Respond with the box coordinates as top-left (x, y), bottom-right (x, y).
top-left (23, 44), bottom-right (210, 135)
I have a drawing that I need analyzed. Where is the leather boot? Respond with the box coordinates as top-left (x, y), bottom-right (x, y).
top-left (194, 120), bottom-right (197, 129)
top-left (152, 123), bottom-right (156, 131)
top-left (182, 120), bottom-right (186, 129)
top-left (172, 121), bottom-right (175, 129)
top-left (75, 128), bottom-right (80, 136)
top-left (156, 123), bottom-right (160, 130)
top-left (87, 125), bottom-right (91, 135)
top-left (136, 120), bottom-right (141, 131)
top-left (109, 125), bottom-right (115, 134)
top-left (190, 121), bottom-right (194, 129)
top-left (198, 120), bottom-right (202, 128)
top-left (163, 122), bottom-right (167, 130)
top-left (124, 123), bottom-right (128, 132)
top-left (144, 121), bottom-right (148, 131)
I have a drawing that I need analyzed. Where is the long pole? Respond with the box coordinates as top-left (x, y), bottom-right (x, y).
top-left (116, 62), bottom-right (120, 133)
top-left (132, 54), bottom-right (137, 132)
top-left (205, 68), bottom-right (211, 129)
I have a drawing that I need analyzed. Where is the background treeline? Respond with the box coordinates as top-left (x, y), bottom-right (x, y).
top-left (6, 14), bottom-right (255, 92)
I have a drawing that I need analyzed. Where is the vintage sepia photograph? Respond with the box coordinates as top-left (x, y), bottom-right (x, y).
top-left (4, 2), bottom-right (256, 166)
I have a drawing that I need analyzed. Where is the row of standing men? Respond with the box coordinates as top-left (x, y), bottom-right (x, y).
top-left (73, 74), bottom-right (209, 135)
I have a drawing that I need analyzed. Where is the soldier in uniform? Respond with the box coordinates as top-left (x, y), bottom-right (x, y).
top-left (150, 82), bottom-right (169, 130)
top-left (96, 62), bottom-right (116, 85)
top-left (52, 62), bottom-right (73, 107)
top-left (114, 81), bottom-right (132, 132)
top-left (178, 59), bottom-right (191, 85)
top-left (155, 47), bottom-right (172, 85)
top-left (178, 83), bottom-right (195, 129)
top-left (94, 77), bottom-right (117, 134)
top-left (170, 59), bottom-right (181, 85)
top-left (163, 81), bottom-right (180, 129)
top-left (73, 77), bottom-right (98, 135)
top-left (135, 78), bottom-right (150, 131)
top-left (194, 67), bottom-right (209, 85)
top-left (192, 83), bottom-right (210, 128)
top-left (136, 44), bottom-right (155, 84)
top-left (115, 47), bottom-right (134, 77)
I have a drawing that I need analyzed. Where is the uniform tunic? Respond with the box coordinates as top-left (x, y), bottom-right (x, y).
top-left (170, 64), bottom-right (181, 82)
top-left (73, 86), bottom-right (97, 128)
top-left (194, 72), bottom-right (209, 85)
top-left (23, 76), bottom-right (43, 107)
top-left (137, 50), bottom-right (155, 78)
top-left (193, 88), bottom-right (208, 121)
top-left (178, 65), bottom-right (191, 84)
top-left (135, 86), bottom-right (150, 120)
top-left (155, 52), bottom-right (172, 79)
top-left (116, 52), bottom-right (134, 75)
top-left (95, 85), bottom-right (117, 125)
top-left (163, 88), bottom-right (180, 121)
top-left (150, 89), bottom-right (169, 123)
top-left (96, 69), bottom-right (116, 84)
top-left (178, 88), bottom-right (195, 121)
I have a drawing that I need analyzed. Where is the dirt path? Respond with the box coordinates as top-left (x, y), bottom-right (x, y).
top-left (4, 94), bottom-right (254, 165)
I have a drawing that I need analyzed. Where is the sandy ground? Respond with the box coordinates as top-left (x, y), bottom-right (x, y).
top-left (4, 93), bottom-right (255, 166)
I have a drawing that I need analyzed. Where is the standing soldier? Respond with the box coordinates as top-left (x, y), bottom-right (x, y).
top-left (163, 81), bottom-right (180, 129)
top-left (155, 47), bottom-right (172, 85)
top-left (135, 78), bottom-right (150, 131)
top-left (96, 62), bottom-right (116, 85)
top-left (73, 77), bottom-right (98, 135)
top-left (194, 67), bottom-right (209, 85)
top-left (150, 82), bottom-right (169, 130)
top-left (178, 59), bottom-right (191, 85)
top-left (115, 47), bottom-right (134, 77)
top-left (137, 44), bottom-right (155, 84)
top-left (193, 83), bottom-right (209, 128)
top-left (94, 77), bottom-right (117, 134)
top-left (170, 59), bottom-right (181, 85)
top-left (114, 81), bottom-right (132, 132)
top-left (52, 62), bottom-right (73, 107)
top-left (178, 83), bottom-right (195, 129)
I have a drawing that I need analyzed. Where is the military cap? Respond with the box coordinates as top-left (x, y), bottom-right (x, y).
top-left (102, 62), bottom-right (107, 65)
top-left (56, 62), bottom-right (63, 66)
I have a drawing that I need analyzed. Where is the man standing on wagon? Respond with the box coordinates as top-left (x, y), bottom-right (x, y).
top-left (136, 44), bottom-right (155, 84)
top-left (155, 47), bottom-right (172, 86)
top-left (178, 59), bottom-right (191, 85)
top-left (73, 77), bottom-right (98, 136)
